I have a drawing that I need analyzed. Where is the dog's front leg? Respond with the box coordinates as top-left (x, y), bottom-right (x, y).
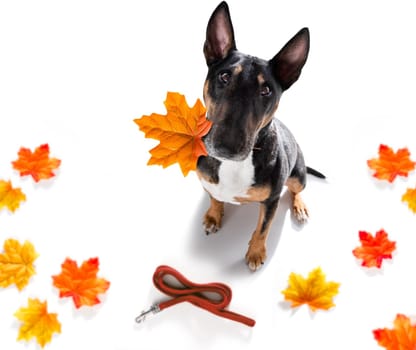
top-left (245, 199), bottom-right (279, 271)
top-left (203, 195), bottom-right (224, 234)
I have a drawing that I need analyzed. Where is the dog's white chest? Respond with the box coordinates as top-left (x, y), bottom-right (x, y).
top-left (200, 153), bottom-right (255, 205)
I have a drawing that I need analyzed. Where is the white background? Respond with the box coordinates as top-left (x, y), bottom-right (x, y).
top-left (1, 0), bottom-right (416, 349)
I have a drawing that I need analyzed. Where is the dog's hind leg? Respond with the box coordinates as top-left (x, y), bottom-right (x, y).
top-left (203, 195), bottom-right (224, 234)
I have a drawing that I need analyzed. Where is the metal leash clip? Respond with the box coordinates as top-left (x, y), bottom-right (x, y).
top-left (135, 304), bottom-right (160, 324)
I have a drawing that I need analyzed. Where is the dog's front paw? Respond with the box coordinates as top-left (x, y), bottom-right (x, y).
top-left (245, 243), bottom-right (266, 271)
top-left (203, 200), bottom-right (224, 235)
top-left (203, 214), bottom-right (222, 235)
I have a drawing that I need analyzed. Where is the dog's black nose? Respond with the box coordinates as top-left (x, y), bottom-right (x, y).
top-left (216, 135), bottom-right (248, 160)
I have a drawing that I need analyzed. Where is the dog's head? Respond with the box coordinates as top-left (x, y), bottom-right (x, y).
top-left (202, 2), bottom-right (310, 161)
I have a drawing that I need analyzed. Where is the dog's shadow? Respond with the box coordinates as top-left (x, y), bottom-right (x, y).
top-left (188, 190), bottom-right (294, 277)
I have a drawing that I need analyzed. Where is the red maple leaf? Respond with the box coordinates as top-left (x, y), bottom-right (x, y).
top-left (352, 229), bottom-right (396, 268)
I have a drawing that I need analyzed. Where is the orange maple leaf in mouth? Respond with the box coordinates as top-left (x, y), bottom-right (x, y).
top-left (134, 92), bottom-right (211, 176)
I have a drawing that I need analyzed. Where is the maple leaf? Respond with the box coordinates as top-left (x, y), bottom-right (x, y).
top-left (12, 143), bottom-right (61, 182)
top-left (402, 187), bottom-right (416, 213)
top-left (281, 267), bottom-right (340, 312)
top-left (15, 298), bottom-right (61, 348)
top-left (367, 144), bottom-right (415, 182)
top-left (0, 238), bottom-right (38, 290)
top-left (0, 179), bottom-right (26, 213)
top-left (52, 257), bottom-right (110, 308)
top-left (373, 314), bottom-right (416, 349)
top-left (134, 91), bottom-right (211, 176)
top-left (352, 229), bottom-right (396, 268)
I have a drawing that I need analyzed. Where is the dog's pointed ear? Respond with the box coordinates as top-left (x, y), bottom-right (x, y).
top-left (271, 28), bottom-right (310, 90)
top-left (204, 1), bottom-right (236, 65)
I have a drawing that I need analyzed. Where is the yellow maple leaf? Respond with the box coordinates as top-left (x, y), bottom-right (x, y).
top-left (15, 298), bottom-right (61, 348)
top-left (0, 179), bottom-right (26, 213)
top-left (402, 187), bottom-right (416, 213)
top-left (134, 91), bottom-right (211, 176)
top-left (281, 267), bottom-right (340, 311)
top-left (0, 239), bottom-right (39, 290)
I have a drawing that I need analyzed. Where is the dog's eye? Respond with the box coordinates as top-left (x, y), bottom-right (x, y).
top-left (260, 84), bottom-right (272, 97)
top-left (219, 71), bottom-right (231, 85)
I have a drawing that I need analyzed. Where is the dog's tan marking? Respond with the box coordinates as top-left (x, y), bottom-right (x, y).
top-left (196, 168), bottom-right (216, 184)
top-left (257, 73), bottom-right (265, 85)
top-left (203, 80), bottom-right (212, 109)
top-left (203, 195), bottom-right (224, 234)
top-left (258, 113), bottom-right (274, 131)
top-left (286, 177), bottom-right (308, 222)
top-left (234, 64), bottom-right (243, 75)
top-left (245, 203), bottom-right (274, 270)
top-left (286, 178), bottom-right (304, 193)
top-left (204, 79), bottom-right (229, 123)
top-left (257, 104), bottom-right (279, 131)
top-left (234, 185), bottom-right (271, 203)
top-left (203, 80), bottom-right (217, 118)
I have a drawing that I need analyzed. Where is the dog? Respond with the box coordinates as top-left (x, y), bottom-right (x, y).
top-left (196, 1), bottom-right (324, 271)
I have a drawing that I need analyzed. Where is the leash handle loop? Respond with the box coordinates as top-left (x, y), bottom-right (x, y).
top-left (137, 265), bottom-right (255, 327)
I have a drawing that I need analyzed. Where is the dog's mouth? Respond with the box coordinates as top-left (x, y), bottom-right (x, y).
top-left (203, 125), bottom-right (254, 162)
